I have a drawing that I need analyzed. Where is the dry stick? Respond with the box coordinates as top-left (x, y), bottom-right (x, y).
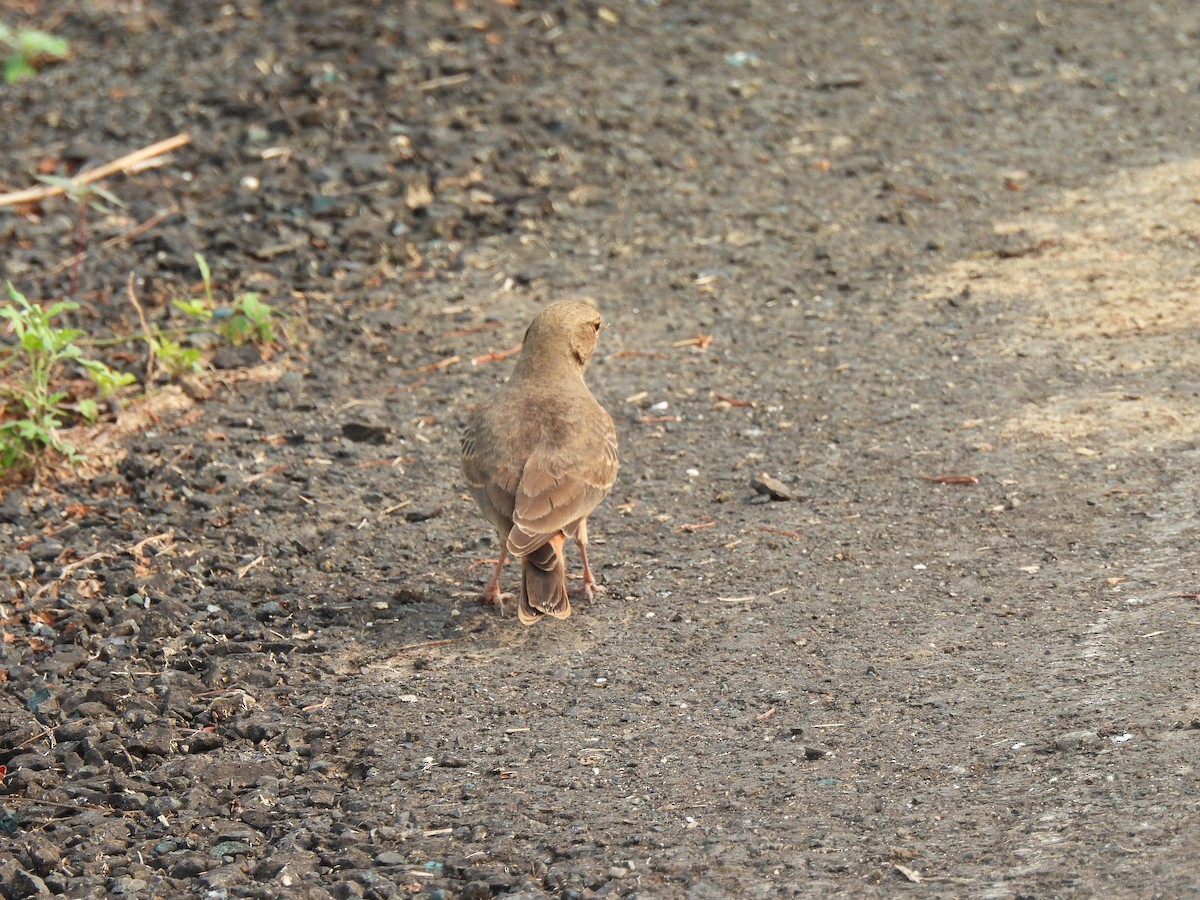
top-left (471, 343), bottom-right (522, 366)
top-left (237, 555), bottom-right (265, 579)
top-left (130, 530), bottom-right (174, 558)
top-left (0, 132), bottom-right (191, 207)
top-left (14, 719), bottom-right (89, 750)
top-left (609, 350), bottom-right (670, 360)
top-left (715, 392), bottom-right (756, 407)
top-left (398, 355), bottom-right (460, 378)
top-left (673, 519), bottom-right (717, 534)
top-left (57, 551), bottom-right (114, 579)
top-left (416, 73), bottom-right (471, 91)
top-left (443, 321), bottom-right (501, 338)
top-left (759, 526), bottom-right (803, 539)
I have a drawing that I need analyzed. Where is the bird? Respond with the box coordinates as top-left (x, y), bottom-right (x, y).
top-left (460, 300), bottom-right (619, 624)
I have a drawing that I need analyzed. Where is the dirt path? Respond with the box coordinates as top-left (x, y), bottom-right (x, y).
top-left (2, 2), bottom-right (1199, 897)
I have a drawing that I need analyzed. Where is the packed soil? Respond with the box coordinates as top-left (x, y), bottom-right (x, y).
top-left (2, 1), bottom-right (1200, 897)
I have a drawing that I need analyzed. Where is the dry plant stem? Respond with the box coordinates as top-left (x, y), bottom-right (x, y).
top-left (609, 350), bottom-right (670, 359)
top-left (400, 355), bottom-right (459, 377)
top-left (673, 519), bottom-right (717, 533)
top-left (130, 531), bottom-right (173, 558)
top-left (126, 273), bottom-right (156, 386)
top-left (0, 133), bottom-right (191, 207)
top-left (444, 322), bottom-right (501, 338)
top-left (759, 526), bottom-right (803, 539)
top-left (48, 206), bottom-right (178, 277)
top-left (70, 200), bottom-right (86, 296)
top-left (30, 551), bottom-right (115, 600)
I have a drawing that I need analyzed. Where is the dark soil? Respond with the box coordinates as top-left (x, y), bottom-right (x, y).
top-left (3, 1), bottom-right (1200, 897)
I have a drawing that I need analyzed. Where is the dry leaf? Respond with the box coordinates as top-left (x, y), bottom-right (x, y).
top-left (405, 175), bottom-right (434, 209)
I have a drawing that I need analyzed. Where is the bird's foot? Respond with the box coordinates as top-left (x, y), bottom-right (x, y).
top-left (570, 577), bottom-right (607, 602)
top-left (480, 585), bottom-right (515, 615)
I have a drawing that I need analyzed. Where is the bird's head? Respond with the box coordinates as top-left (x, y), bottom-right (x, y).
top-left (522, 299), bottom-right (605, 369)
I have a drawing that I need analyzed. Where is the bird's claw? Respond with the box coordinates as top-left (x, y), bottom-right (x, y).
top-left (480, 586), bottom-right (515, 615)
top-left (570, 578), bottom-right (607, 602)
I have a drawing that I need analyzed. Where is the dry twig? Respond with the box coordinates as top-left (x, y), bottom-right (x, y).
top-left (759, 526), bottom-right (803, 540)
top-left (48, 206), bottom-right (179, 276)
top-left (237, 556), bottom-right (265, 578)
top-left (472, 343), bottom-right (522, 365)
top-left (130, 531), bottom-right (174, 559)
top-left (609, 350), bottom-right (670, 360)
top-left (920, 474), bottom-right (978, 485)
top-left (673, 519), bottom-right (717, 534)
top-left (0, 133), bottom-right (191, 207)
top-left (400, 355), bottom-right (460, 377)
top-left (715, 392), bottom-right (756, 407)
top-left (443, 322), bottom-right (501, 338)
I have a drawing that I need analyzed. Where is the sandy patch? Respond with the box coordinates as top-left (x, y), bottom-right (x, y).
top-left (921, 158), bottom-right (1200, 449)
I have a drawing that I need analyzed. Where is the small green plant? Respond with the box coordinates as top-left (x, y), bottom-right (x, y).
top-left (174, 254), bottom-right (279, 345)
top-left (147, 329), bottom-right (202, 377)
top-left (0, 23), bottom-right (69, 83)
top-left (0, 283), bottom-right (134, 471)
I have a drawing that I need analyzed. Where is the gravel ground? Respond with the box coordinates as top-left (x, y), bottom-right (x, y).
top-left (2, 1), bottom-right (1200, 897)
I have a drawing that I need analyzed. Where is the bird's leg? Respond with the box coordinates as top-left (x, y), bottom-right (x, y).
top-left (479, 547), bottom-right (514, 612)
top-left (572, 520), bottom-right (606, 601)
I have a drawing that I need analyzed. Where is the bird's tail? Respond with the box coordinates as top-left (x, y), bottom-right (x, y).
top-left (518, 533), bottom-right (569, 625)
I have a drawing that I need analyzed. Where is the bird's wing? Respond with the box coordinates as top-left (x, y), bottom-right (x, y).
top-left (506, 422), bottom-right (618, 556)
top-left (461, 417), bottom-right (519, 531)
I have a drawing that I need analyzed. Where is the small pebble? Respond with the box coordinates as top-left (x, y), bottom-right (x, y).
top-left (751, 472), bottom-right (795, 501)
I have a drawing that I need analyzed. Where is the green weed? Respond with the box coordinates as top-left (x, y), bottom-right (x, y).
top-left (0, 282), bottom-right (134, 471)
top-left (146, 329), bottom-right (202, 378)
top-left (173, 254), bottom-right (280, 345)
top-left (0, 22), bottom-right (69, 83)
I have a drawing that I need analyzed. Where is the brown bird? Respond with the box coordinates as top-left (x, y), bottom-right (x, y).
top-left (460, 300), bottom-right (619, 624)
